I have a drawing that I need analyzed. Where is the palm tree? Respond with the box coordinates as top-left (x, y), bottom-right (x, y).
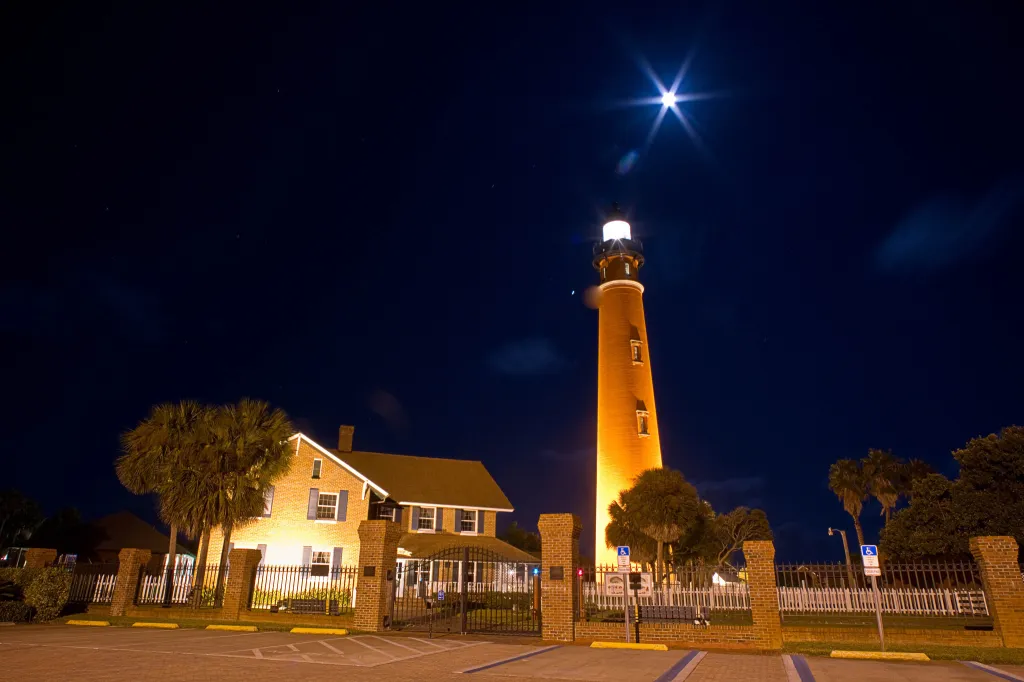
top-left (901, 458), bottom-right (935, 500)
top-left (862, 449), bottom-right (902, 525)
top-left (207, 399), bottom-right (294, 605)
top-left (615, 468), bottom-right (701, 584)
top-left (828, 459), bottom-right (868, 547)
top-left (117, 401), bottom-right (209, 605)
top-left (606, 496), bottom-right (657, 569)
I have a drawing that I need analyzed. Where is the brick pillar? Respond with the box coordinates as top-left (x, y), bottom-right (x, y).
top-left (354, 520), bottom-right (403, 632)
top-left (538, 513), bottom-right (581, 642)
top-left (970, 536), bottom-right (1024, 647)
top-left (110, 548), bottom-right (152, 617)
top-left (23, 548), bottom-right (57, 569)
top-left (221, 548), bottom-right (262, 621)
top-left (743, 540), bottom-right (783, 650)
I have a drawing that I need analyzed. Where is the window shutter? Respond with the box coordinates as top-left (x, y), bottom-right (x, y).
top-left (307, 488), bottom-right (319, 520)
top-left (263, 486), bottom-right (275, 518)
top-left (436, 508), bottom-right (443, 532)
top-left (476, 510), bottom-right (483, 533)
top-left (411, 506), bottom-right (420, 529)
top-left (257, 544), bottom-right (267, 566)
top-left (337, 490), bottom-right (348, 521)
top-left (394, 506), bottom-right (403, 526)
top-left (331, 547), bottom-right (343, 569)
top-left (301, 546), bottom-right (313, 567)
top-left (431, 561), bottom-right (439, 581)
top-left (455, 508), bottom-right (462, 530)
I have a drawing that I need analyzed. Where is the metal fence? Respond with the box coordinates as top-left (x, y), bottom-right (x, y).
top-left (776, 562), bottom-right (988, 617)
top-left (67, 562), bottom-right (119, 604)
top-left (579, 564), bottom-right (750, 622)
top-left (136, 563), bottom-right (224, 607)
top-left (251, 564), bottom-right (359, 615)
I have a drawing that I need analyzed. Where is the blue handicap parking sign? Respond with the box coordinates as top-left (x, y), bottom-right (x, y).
top-left (617, 546), bottom-right (630, 557)
top-left (860, 545), bottom-right (877, 557)
top-left (438, 590), bottom-right (445, 601)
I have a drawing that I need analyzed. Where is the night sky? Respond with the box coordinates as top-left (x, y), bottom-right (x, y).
top-left (3, 2), bottom-right (1023, 561)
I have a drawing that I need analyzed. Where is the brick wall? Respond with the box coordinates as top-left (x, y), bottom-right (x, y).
top-left (743, 540), bottom-right (783, 649)
top-left (783, 624), bottom-right (1003, 647)
top-left (110, 548), bottom-right (151, 616)
top-left (23, 548), bottom-right (56, 569)
top-left (208, 438), bottom-right (369, 565)
top-left (970, 535), bottom-right (1024, 647)
top-left (576, 621), bottom-right (763, 648)
top-left (538, 513), bottom-right (581, 642)
top-left (354, 520), bottom-right (403, 632)
top-left (221, 548), bottom-right (261, 620)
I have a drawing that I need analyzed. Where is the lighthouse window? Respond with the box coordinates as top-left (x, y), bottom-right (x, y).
top-left (631, 341), bottom-right (643, 364)
top-left (637, 411), bottom-right (650, 437)
top-left (602, 267), bottom-right (607, 280)
top-left (624, 262), bottom-right (631, 276)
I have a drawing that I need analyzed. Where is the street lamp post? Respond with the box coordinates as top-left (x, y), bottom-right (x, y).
top-left (828, 527), bottom-right (856, 587)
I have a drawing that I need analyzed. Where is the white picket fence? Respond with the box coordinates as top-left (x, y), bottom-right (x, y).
top-left (777, 586), bottom-right (989, 616)
top-left (90, 574), bottom-right (117, 603)
top-left (137, 573), bottom-right (197, 605)
top-left (582, 583), bottom-right (751, 611)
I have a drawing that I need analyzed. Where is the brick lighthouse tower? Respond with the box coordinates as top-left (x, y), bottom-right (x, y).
top-left (593, 204), bottom-right (663, 565)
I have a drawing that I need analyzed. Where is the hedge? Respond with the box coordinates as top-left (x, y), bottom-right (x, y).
top-left (0, 601), bottom-right (33, 622)
top-left (0, 567), bottom-right (72, 622)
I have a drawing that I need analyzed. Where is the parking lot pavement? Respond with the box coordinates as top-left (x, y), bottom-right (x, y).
top-left (459, 645), bottom-right (691, 680)
top-left (803, 656), bottom-right (996, 682)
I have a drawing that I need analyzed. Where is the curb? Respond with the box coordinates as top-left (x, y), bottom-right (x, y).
top-left (206, 625), bottom-right (258, 632)
top-left (591, 641), bottom-right (668, 651)
top-left (830, 650), bottom-right (929, 662)
top-left (290, 627), bottom-right (348, 636)
top-left (132, 622), bottom-right (179, 629)
top-left (66, 620), bottom-right (110, 627)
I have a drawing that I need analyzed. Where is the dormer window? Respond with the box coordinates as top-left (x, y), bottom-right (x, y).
top-left (311, 458), bottom-right (322, 479)
top-left (636, 399), bottom-right (650, 437)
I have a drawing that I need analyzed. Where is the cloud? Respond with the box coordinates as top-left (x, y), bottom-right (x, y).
top-left (487, 337), bottom-right (567, 376)
top-left (874, 177), bottom-right (1024, 273)
top-left (368, 389), bottom-right (410, 435)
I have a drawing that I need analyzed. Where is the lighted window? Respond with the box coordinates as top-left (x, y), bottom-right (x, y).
top-left (311, 551), bottom-right (330, 566)
top-left (637, 411), bottom-right (650, 436)
top-left (602, 267), bottom-right (607, 280)
top-left (624, 262), bottom-right (630, 276)
top-left (631, 341), bottom-right (643, 363)
top-left (460, 510), bottom-right (477, 533)
top-left (317, 493), bottom-right (338, 520)
top-left (465, 561), bottom-right (477, 583)
top-left (378, 506), bottom-right (395, 521)
top-left (418, 507), bottom-right (436, 530)
top-left (311, 458), bottom-right (322, 479)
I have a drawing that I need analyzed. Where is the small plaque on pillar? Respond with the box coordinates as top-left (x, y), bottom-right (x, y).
top-left (363, 565), bottom-right (376, 577)
top-left (386, 569), bottom-right (394, 581)
top-left (549, 566), bottom-right (564, 580)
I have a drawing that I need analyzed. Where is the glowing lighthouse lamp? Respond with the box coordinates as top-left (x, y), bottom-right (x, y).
top-left (602, 217), bottom-right (632, 242)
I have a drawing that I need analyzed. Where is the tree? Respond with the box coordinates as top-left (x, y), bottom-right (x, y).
top-left (207, 399), bottom-right (294, 604)
top-left (862, 449), bottom-right (902, 524)
top-left (0, 490), bottom-right (42, 551)
top-left (118, 401), bottom-right (210, 603)
top-left (881, 426), bottom-right (1024, 560)
top-left (605, 496), bottom-right (657, 569)
top-left (610, 468), bottom-right (701, 584)
top-left (828, 459), bottom-right (868, 547)
top-left (901, 459), bottom-right (935, 500)
top-left (499, 522), bottom-right (541, 554)
top-left (709, 507), bottom-right (773, 568)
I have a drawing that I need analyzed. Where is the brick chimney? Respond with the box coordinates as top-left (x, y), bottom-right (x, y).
top-left (337, 425), bottom-right (355, 452)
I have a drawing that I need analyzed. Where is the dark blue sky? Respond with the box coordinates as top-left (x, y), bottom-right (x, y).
top-left (3, 1), bottom-right (1022, 561)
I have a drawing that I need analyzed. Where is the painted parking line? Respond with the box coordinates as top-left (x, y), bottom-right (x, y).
top-left (654, 650), bottom-right (705, 682)
top-left (783, 654), bottom-right (816, 682)
top-left (458, 644), bottom-right (561, 673)
top-left (963, 661), bottom-right (1024, 682)
top-left (215, 635), bottom-right (487, 667)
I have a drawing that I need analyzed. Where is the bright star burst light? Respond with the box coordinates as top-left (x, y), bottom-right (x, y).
top-left (622, 53), bottom-right (718, 154)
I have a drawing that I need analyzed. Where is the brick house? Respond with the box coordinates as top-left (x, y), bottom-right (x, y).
top-left (208, 425), bottom-right (536, 581)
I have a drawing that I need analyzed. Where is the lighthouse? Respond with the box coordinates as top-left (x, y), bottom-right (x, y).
top-left (593, 205), bottom-right (664, 565)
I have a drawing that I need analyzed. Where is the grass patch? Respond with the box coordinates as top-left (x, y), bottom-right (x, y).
top-left (57, 614), bottom-right (360, 634)
top-left (785, 641), bottom-right (1024, 665)
top-left (782, 614), bottom-right (994, 630)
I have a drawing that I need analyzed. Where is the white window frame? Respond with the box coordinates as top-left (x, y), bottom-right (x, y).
top-left (460, 509), bottom-right (478, 534)
top-left (637, 411), bottom-right (650, 437)
top-left (311, 550), bottom-right (331, 566)
top-left (630, 340), bottom-right (643, 364)
top-left (417, 507), bottom-right (436, 531)
top-left (317, 492), bottom-right (339, 520)
top-left (311, 458), bottom-right (322, 479)
top-left (378, 506), bottom-right (395, 521)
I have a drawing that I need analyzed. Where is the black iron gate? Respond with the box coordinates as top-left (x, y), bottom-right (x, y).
top-left (389, 545), bottom-right (540, 636)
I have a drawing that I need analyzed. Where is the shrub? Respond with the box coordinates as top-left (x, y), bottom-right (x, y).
top-left (0, 601), bottom-right (33, 622)
top-left (23, 568), bottom-right (72, 621)
top-left (0, 579), bottom-right (22, 601)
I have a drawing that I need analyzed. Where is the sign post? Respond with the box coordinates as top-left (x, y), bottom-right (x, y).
top-left (861, 545), bottom-right (884, 651)
top-left (617, 546), bottom-right (630, 643)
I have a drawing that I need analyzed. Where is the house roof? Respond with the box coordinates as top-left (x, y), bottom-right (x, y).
top-left (397, 533), bottom-right (538, 563)
top-left (89, 511), bottom-right (193, 556)
top-left (330, 449), bottom-right (514, 511)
